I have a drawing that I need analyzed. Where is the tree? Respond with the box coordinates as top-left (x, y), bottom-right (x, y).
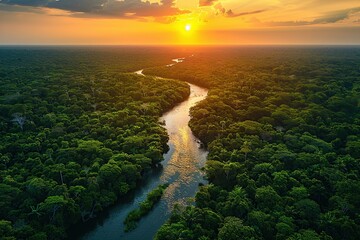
top-left (154, 222), bottom-right (186, 240)
top-left (223, 187), bottom-right (251, 217)
top-left (39, 195), bottom-right (68, 224)
top-left (0, 220), bottom-right (15, 239)
top-left (255, 186), bottom-right (281, 210)
top-left (248, 211), bottom-right (275, 239)
top-left (293, 199), bottom-right (321, 225)
top-left (218, 217), bottom-right (258, 240)
top-left (99, 162), bottom-right (122, 187)
top-left (241, 141), bottom-right (252, 161)
top-left (288, 230), bottom-right (321, 240)
top-left (26, 177), bottom-right (54, 200)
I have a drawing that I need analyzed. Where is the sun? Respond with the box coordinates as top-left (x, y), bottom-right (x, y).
top-left (185, 24), bottom-right (191, 32)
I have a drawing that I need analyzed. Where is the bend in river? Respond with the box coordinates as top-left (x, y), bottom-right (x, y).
top-left (79, 57), bottom-right (208, 240)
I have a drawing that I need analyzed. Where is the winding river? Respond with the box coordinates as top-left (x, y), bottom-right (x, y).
top-left (79, 58), bottom-right (208, 240)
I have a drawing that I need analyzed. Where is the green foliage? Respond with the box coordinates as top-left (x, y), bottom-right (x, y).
top-left (124, 184), bottom-right (168, 232)
top-left (2, 47), bottom-right (360, 240)
top-left (0, 47), bottom-right (190, 239)
top-left (218, 217), bottom-right (259, 240)
top-left (154, 47), bottom-right (360, 240)
top-left (154, 206), bottom-right (222, 240)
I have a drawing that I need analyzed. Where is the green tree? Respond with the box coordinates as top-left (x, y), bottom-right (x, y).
top-left (218, 217), bottom-right (258, 240)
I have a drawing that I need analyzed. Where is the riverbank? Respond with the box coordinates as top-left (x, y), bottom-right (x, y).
top-left (78, 57), bottom-right (209, 240)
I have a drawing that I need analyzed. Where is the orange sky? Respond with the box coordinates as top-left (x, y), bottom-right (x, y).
top-left (0, 0), bottom-right (359, 45)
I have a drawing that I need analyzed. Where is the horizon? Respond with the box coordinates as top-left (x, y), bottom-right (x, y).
top-left (1, 44), bottom-right (360, 47)
top-left (1, 1), bottom-right (360, 45)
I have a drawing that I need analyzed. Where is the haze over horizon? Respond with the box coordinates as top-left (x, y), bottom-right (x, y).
top-left (1, 1), bottom-right (360, 45)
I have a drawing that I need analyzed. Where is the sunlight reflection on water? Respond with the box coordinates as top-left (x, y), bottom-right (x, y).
top-left (159, 83), bottom-right (208, 212)
top-left (81, 60), bottom-right (208, 240)
top-left (81, 83), bottom-right (208, 240)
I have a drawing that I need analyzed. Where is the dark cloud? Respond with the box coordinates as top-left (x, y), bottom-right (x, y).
top-left (0, 3), bottom-right (46, 13)
top-left (201, 0), bottom-right (265, 18)
top-left (48, 0), bottom-right (106, 12)
top-left (269, 7), bottom-right (360, 26)
top-left (1, 0), bottom-right (50, 7)
top-left (0, 0), bottom-right (190, 18)
top-left (313, 7), bottom-right (360, 24)
top-left (226, 9), bottom-right (266, 18)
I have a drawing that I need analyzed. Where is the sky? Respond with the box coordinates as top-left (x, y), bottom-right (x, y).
top-left (0, 0), bottom-right (359, 45)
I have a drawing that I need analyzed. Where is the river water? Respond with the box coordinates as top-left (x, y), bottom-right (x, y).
top-left (79, 58), bottom-right (208, 240)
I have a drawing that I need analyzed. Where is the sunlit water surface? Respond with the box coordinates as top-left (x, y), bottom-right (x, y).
top-left (78, 59), bottom-right (208, 240)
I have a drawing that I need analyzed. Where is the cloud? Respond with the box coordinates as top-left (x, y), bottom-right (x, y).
top-left (0, 2), bottom-right (46, 13)
top-left (226, 9), bottom-right (266, 18)
top-left (199, 0), bottom-right (217, 7)
top-left (199, 0), bottom-right (265, 18)
top-left (313, 7), bottom-right (360, 24)
top-left (0, 0), bottom-right (190, 18)
top-left (269, 7), bottom-right (360, 26)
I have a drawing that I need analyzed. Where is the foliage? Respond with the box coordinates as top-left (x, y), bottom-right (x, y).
top-left (153, 47), bottom-right (360, 240)
top-left (124, 184), bottom-right (168, 232)
top-left (0, 47), bottom-right (189, 239)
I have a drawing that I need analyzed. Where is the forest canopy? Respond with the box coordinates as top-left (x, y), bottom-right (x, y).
top-left (1, 46), bottom-right (359, 240)
top-left (149, 47), bottom-right (360, 240)
top-left (0, 47), bottom-right (190, 239)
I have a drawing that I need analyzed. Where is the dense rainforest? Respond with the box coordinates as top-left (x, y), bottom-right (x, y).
top-left (1, 46), bottom-right (359, 240)
top-left (0, 47), bottom-right (190, 239)
top-left (145, 47), bottom-right (360, 240)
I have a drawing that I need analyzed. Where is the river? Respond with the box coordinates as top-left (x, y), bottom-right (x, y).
top-left (79, 58), bottom-right (208, 240)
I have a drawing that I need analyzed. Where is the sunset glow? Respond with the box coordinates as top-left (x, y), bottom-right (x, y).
top-left (0, 1), bottom-right (359, 45)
